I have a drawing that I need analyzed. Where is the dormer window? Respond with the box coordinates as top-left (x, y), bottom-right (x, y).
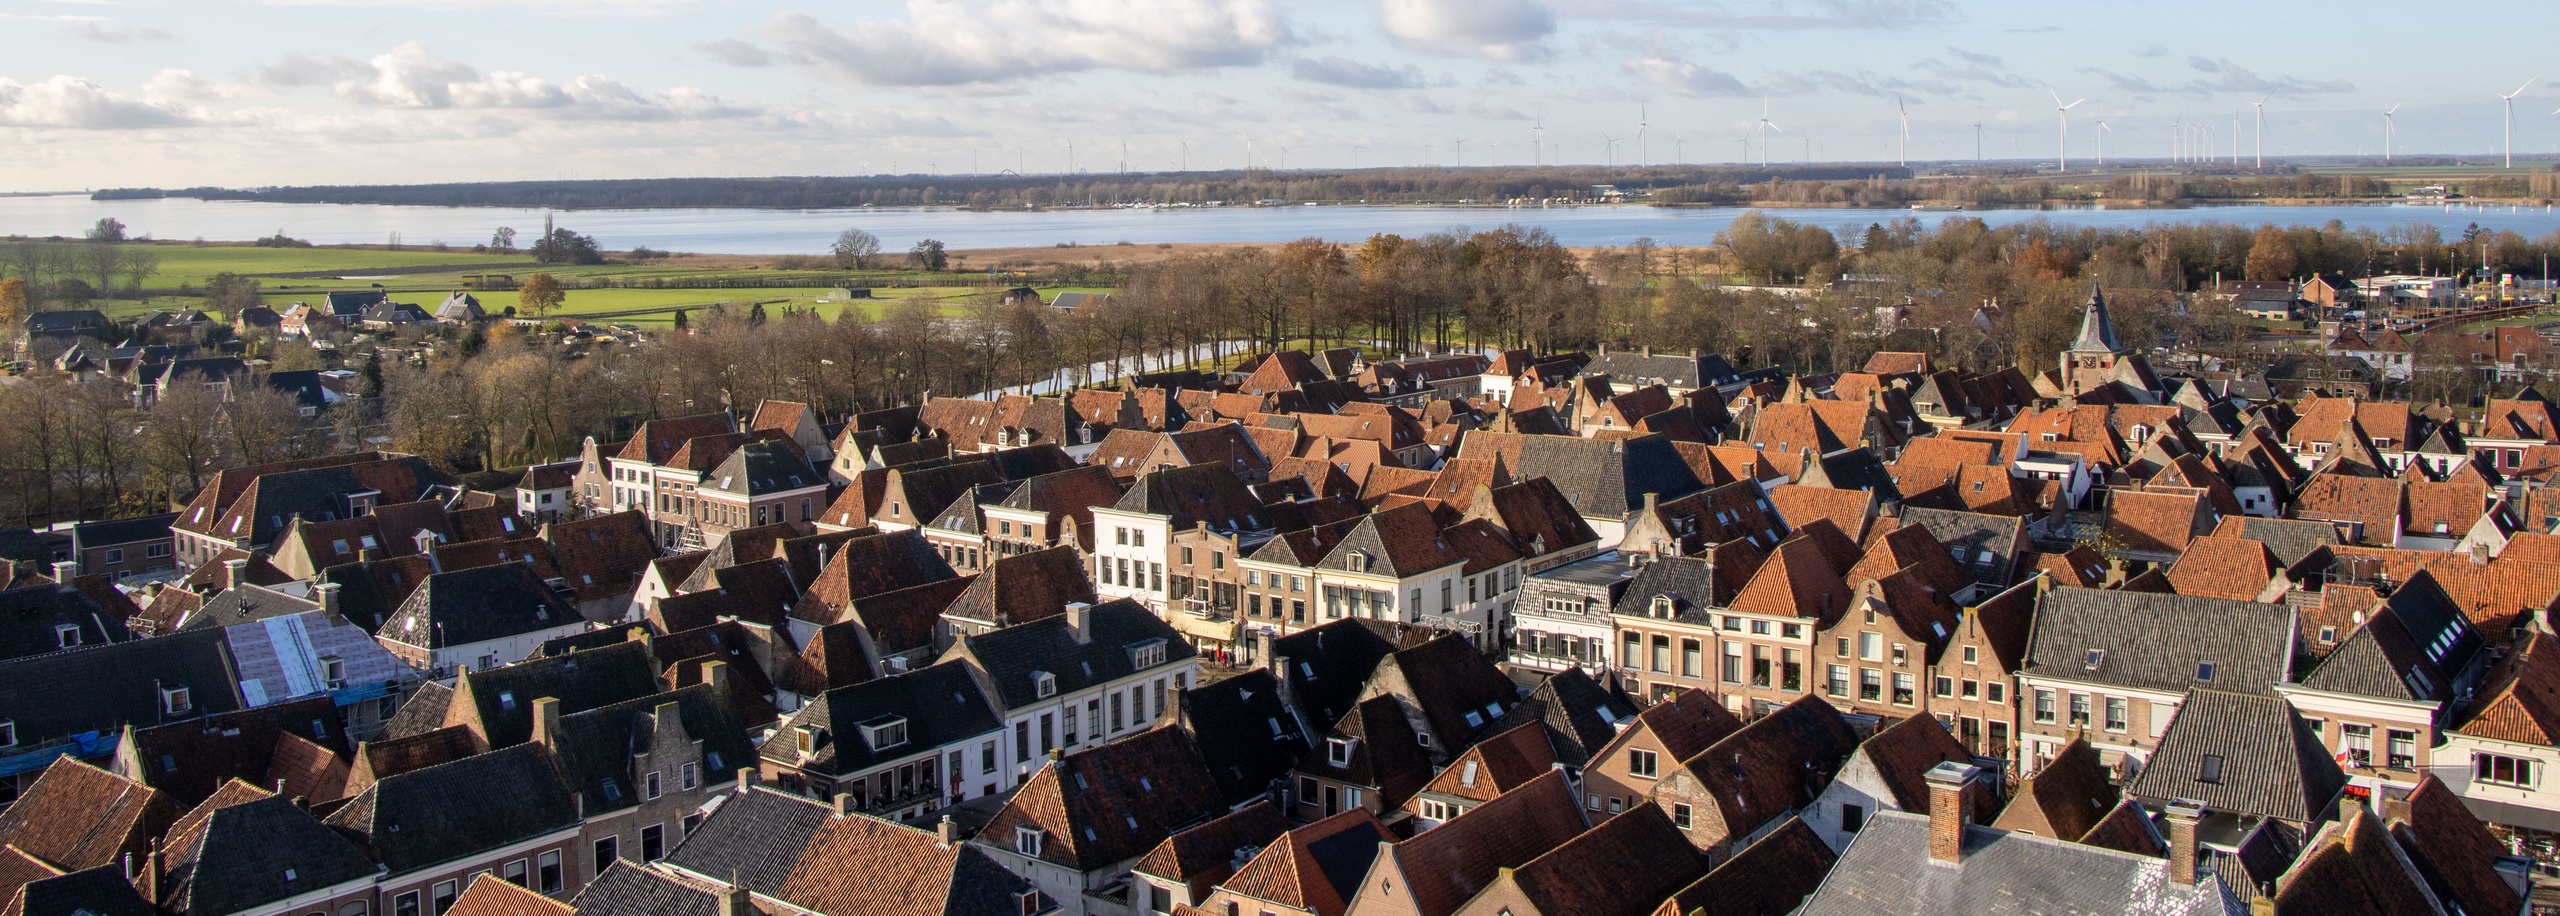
top-left (861, 716), bottom-right (908, 750)
top-left (1328, 737), bottom-right (1358, 766)
top-left (2083, 649), bottom-right (2105, 670)
top-left (795, 725), bottom-right (825, 758)
top-left (1016, 828), bottom-right (1044, 857)
top-left (160, 685), bottom-right (192, 716)
top-left (1034, 671), bottom-right (1057, 698)
top-left (1651, 596), bottom-right (1675, 619)
top-left (54, 625), bottom-right (79, 649)
top-left (1019, 891), bottom-right (1045, 916)
top-left (0, 721), bottom-right (14, 748)
top-left (2195, 662), bottom-right (2216, 682)
top-left (1128, 639), bottom-right (1167, 669)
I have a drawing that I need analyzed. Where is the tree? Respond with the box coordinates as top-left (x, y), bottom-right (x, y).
top-left (832, 228), bottom-right (882, 270)
top-left (491, 227), bottom-right (518, 251)
top-left (115, 248), bottom-right (159, 297)
top-left (518, 273), bottom-right (566, 317)
top-left (0, 278), bottom-right (24, 331)
top-left (672, 309), bottom-right (689, 331)
top-left (202, 272), bottom-right (262, 316)
top-left (909, 239), bottom-right (948, 272)
top-left (85, 218), bottom-right (127, 244)
top-left (530, 227), bottom-right (603, 265)
top-left (2244, 227), bottom-right (2299, 281)
top-left (748, 301), bottom-right (768, 327)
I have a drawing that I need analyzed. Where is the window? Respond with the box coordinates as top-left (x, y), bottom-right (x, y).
top-left (433, 880), bottom-right (457, 914)
top-left (594, 837), bottom-right (620, 875)
top-left (1826, 665), bottom-right (1849, 698)
top-left (645, 771), bottom-right (662, 800)
top-left (160, 685), bottom-right (192, 717)
top-left (394, 892), bottom-right (421, 916)
top-left (1962, 645), bottom-right (1977, 664)
top-left (1682, 639), bottom-right (1702, 678)
top-left (1606, 796), bottom-right (1624, 813)
top-left (2341, 724), bottom-right (2373, 767)
top-left (1840, 802), bottom-right (1866, 834)
top-left (1034, 671), bottom-right (1057, 698)
top-left (1018, 827), bottom-right (1045, 856)
top-left (502, 858), bottom-right (529, 887)
top-left (1015, 721), bottom-right (1031, 763)
top-left (53, 625), bottom-right (78, 649)
top-left (1988, 683), bottom-right (2004, 703)
top-left (641, 823), bottom-right (666, 861)
top-left (1627, 749), bottom-right (1658, 778)
top-left (681, 762), bottom-right (698, 790)
top-left (2033, 689), bottom-right (2056, 723)
top-left (2104, 697), bottom-right (2128, 732)
top-left (2068, 694), bottom-right (2090, 727)
top-left (2479, 753), bottom-right (2537, 788)
top-left (2198, 754), bottom-right (2226, 784)
top-left (1892, 673), bottom-right (1915, 706)
top-left (1859, 669), bottom-right (1883, 702)
top-left (0, 721), bottom-right (13, 748)
top-left (1671, 803), bottom-right (1692, 828)
top-left (2195, 661), bottom-right (2216, 682)
top-left (1934, 676), bottom-right (1954, 698)
top-left (2387, 730), bottom-right (2417, 770)
top-left (1859, 633), bottom-right (1881, 661)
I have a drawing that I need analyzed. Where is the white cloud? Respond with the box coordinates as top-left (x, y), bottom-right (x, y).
top-left (145, 69), bottom-right (250, 102)
top-left (0, 76), bottom-right (193, 129)
top-left (1378, 0), bottom-right (1552, 60)
top-left (331, 43), bottom-right (754, 119)
top-left (696, 38), bottom-right (773, 67)
top-left (1289, 56), bottom-right (1424, 90)
top-left (1627, 55), bottom-right (1747, 96)
top-left (760, 0), bottom-right (1289, 87)
top-left (261, 0), bottom-right (697, 12)
top-left (70, 21), bottom-right (175, 43)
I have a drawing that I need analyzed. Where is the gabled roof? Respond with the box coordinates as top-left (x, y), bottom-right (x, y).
top-left (2452, 629), bottom-right (2560, 745)
top-left (980, 726), bottom-right (1227, 872)
top-left (790, 530), bottom-right (960, 625)
top-left (378, 562), bottom-right (577, 650)
top-left (2128, 689), bottom-right (2346, 825)
top-left (616, 413), bottom-right (736, 466)
top-left (0, 758), bottom-right (173, 875)
top-left (1132, 799), bottom-right (1291, 890)
top-left (1490, 667), bottom-right (1637, 768)
top-left (2296, 572), bottom-right (2478, 703)
top-left (1413, 721), bottom-right (1555, 806)
top-left (1370, 633), bottom-right (1529, 755)
top-left (1503, 433), bottom-right (1706, 518)
top-left (2390, 775), bottom-right (2524, 916)
top-left (0, 627), bottom-right (240, 755)
top-left (1179, 669), bottom-right (1311, 807)
top-left (450, 640), bottom-right (663, 749)
top-left (1852, 715), bottom-right (1976, 813)
top-left (1216, 807), bottom-right (1389, 916)
top-left (546, 684), bottom-right (754, 815)
top-left (2267, 804), bottom-right (2445, 916)
top-left (1268, 619), bottom-right (1400, 731)
top-left (940, 545), bottom-right (1097, 630)
top-left (1653, 816), bottom-right (1835, 916)
top-left (1316, 502), bottom-right (1462, 580)
top-left (1989, 739), bottom-right (2117, 842)
top-left (1490, 803), bottom-right (1708, 916)
top-left (1367, 770), bottom-right (1587, 916)
top-left (949, 598), bottom-right (1194, 711)
top-left (323, 742), bottom-right (582, 875)
top-left (120, 696), bottom-right (347, 809)
top-left (2025, 587), bottom-right (2295, 695)
top-left (1797, 812), bottom-right (2241, 916)
top-left (2164, 536), bottom-right (2283, 601)
top-left (159, 790), bottom-right (376, 916)
top-left (1673, 695), bottom-right (1859, 842)
top-left (764, 661), bottom-right (1000, 778)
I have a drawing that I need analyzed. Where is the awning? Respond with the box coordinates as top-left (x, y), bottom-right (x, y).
top-left (2458, 794), bottom-right (2560, 835)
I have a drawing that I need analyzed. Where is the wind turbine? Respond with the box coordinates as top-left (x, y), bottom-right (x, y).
top-left (2251, 92), bottom-right (2274, 169)
top-left (1895, 96), bottom-right (1910, 167)
top-left (1974, 121), bottom-right (1983, 162)
top-left (1637, 103), bottom-right (1650, 168)
top-left (1757, 99), bottom-right (1783, 168)
top-left (1673, 133), bottom-right (1685, 164)
top-left (2050, 90), bottom-right (2085, 171)
top-left (2500, 79), bottom-right (2537, 168)
top-left (1276, 144), bottom-right (1289, 171)
top-left (1533, 116), bottom-right (1546, 168)
top-left (2231, 112), bottom-right (2240, 166)
top-left (1452, 139), bottom-right (1467, 168)
top-left (1600, 133), bottom-right (1621, 167)
top-left (2096, 120), bottom-right (2111, 167)
top-left (2383, 105), bottom-right (2399, 163)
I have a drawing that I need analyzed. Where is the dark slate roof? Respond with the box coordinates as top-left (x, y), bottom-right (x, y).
top-left (979, 726), bottom-right (1227, 872)
top-left (1511, 433), bottom-right (1707, 517)
top-left (660, 786), bottom-right (833, 893)
top-left (379, 562), bottom-right (578, 649)
top-left (0, 627), bottom-right (238, 751)
top-left (10, 864), bottom-right (156, 916)
top-left (324, 742), bottom-right (582, 875)
top-left (1895, 507), bottom-right (2022, 587)
top-left (1268, 619), bottom-right (1400, 732)
top-left (1798, 811), bottom-right (2243, 915)
top-left (23, 310), bottom-right (106, 334)
top-left (1180, 669), bottom-right (1311, 806)
top-left (549, 684), bottom-right (756, 815)
top-left (760, 661), bottom-right (1002, 777)
top-left (2297, 573), bottom-right (2479, 703)
top-left (1583, 351), bottom-right (1740, 391)
top-left (68, 513), bottom-right (176, 551)
top-left (0, 582), bottom-right (130, 663)
top-left (953, 599), bottom-right (1195, 711)
top-left (1491, 667), bottom-right (1636, 768)
top-left (2128, 689), bottom-right (2347, 825)
top-left (456, 640), bottom-right (664, 750)
top-left (703, 440), bottom-right (825, 498)
top-left (2024, 587), bottom-right (2295, 695)
top-left (183, 582), bottom-right (320, 631)
top-left (164, 794), bottom-right (376, 915)
top-left (1610, 555), bottom-right (1721, 626)
top-left (2214, 517), bottom-right (2341, 567)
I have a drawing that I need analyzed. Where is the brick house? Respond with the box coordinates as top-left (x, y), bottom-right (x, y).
top-left (2016, 588), bottom-right (2297, 777)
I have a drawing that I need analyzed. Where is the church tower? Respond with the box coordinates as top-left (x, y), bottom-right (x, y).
top-left (2059, 287), bottom-right (2158, 401)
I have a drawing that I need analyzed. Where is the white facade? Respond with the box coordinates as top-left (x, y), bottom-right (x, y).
top-left (990, 661), bottom-right (1201, 785)
top-left (1087, 507), bottom-right (1172, 614)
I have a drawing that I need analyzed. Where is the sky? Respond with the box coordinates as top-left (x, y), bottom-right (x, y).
top-left (3, 0), bottom-right (2558, 190)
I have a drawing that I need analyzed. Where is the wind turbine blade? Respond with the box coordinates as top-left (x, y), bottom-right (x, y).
top-left (2387, 105), bottom-right (2399, 115)
top-left (2516, 78), bottom-right (2538, 98)
top-left (2063, 99), bottom-right (2085, 110)
top-left (2049, 89), bottom-right (2063, 108)
top-left (1766, 122), bottom-right (1783, 133)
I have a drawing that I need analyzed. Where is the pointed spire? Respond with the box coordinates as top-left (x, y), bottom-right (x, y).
top-left (2070, 286), bottom-right (2128, 355)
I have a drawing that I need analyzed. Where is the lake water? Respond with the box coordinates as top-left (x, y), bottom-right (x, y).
top-left (4, 193), bottom-right (2558, 255)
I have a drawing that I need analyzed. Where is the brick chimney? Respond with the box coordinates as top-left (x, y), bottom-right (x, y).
top-left (1064, 601), bottom-right (1093, 644)
top-left (735, 767), bottom-right (759, 794)
top-left (1925, 761), bottom-right (1981, 865)
top-left (50, 560), bottom-right (77, 586)
top-left (1256, 630), bottom-right (1276, 671)
top-left (223, 557), bottom-right (248, 587)
top-left (2165, 802), bottom-right (2204, 886)
top-left (720, 881), bottom-right (754, 916)
top-left (833, 791), bottom-right (857, 818)
top-left (530, 696), bottom-right (562, 748)
top-left (702, 659), bottom-right (731, 697)
top-left (936, 814), bottom-right (959, 849)
top-left (313, 582), bottom-right (342, 619)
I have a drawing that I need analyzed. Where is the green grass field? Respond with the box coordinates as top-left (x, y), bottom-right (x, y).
top-left (40, 241), bottom-right (1083, 326)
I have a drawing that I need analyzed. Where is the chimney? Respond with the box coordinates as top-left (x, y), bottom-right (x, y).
top-left (834, 792), bottom-right (857, 818)
top-left (2165, 802), bottom-right (2204, 886)
top-left (529, 696), bottom-right (562, 749)
top-left (313, 582), bottom-right (342, 618)
top-left (1065, 601), bottom-right (1093, 644)
top-left (702, 659), bottom-right (732, 697)
top-left (223, 557), bottom-right (248, 586)
top-left (141, 842), bottom-right (164, 905)
top-left (1924, 762), bottom-right (1981, 865)
top-left (736, 767), bottom-right (759, 794)
top-left (1642, 345), bottom-right (1653, 358)
top-left (1256, 631), bottom-right (1277, 672)
top-left (50, 560), bottom-right (77, 585)
top-left (721, 881), bottom-right (754, 916)
top-left (936, 814), bottom-right (959, 848)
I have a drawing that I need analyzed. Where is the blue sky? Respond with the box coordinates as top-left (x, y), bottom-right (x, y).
top-left (2, 0), bottom-right (2555, 190)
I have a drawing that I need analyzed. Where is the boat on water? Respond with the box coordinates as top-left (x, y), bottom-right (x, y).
top-left (1910, 203), bottom-right (1962, 212)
